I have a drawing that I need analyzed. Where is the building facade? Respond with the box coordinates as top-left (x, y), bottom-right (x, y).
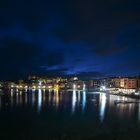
top-left (120, 78), bottom-right (137, 89)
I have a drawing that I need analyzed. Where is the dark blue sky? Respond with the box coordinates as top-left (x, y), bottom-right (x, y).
top-left (0, 0), bottom-right (140, 80)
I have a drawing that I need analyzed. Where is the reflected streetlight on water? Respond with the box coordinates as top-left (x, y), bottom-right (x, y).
top-left (42, 89), bottom-right (46, 107)
top-left (48, 89), bottom-right (52, 104)
top-left (82, 91), bottom-right (86, 112)
top-left (25, 92), bottom-right (28, 105)
top-left (16, 92), bottom-right (19, 105)
top-left (32, 91), bottom-right (35, 107)
top-left (138, 103), bottom-right (140, 122)
top-left (56, 85), bottom-right (59, 107)
top-left (100, 93), bottom-right (107, 122)
top-left (55, 89), bottom-right (59, 108)
top-left (78, 91), bottom-right (81, 106)
top-left (19, 91), bottom-right (22, 105)
top-left (10, 89), bottom-right (14, 107)
top-left (38, 89), bottom-right (42, 113)
top-left (53, 84), bottom-right (60, 108)
top-left (0, 94), bottom-right (1, 109)
top-left (72, 89), bottom-right (77, 114)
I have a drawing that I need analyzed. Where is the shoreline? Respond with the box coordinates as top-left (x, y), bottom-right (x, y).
top-left (108, 92), bottom-right (140, 99)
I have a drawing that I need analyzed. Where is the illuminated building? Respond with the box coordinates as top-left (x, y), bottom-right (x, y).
top-left (120, 78), bottom-right (137, 89)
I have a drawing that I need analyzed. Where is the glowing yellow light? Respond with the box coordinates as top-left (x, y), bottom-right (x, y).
top-left (55, 84), bottom-right (59, 90)
top-left (48, 85), bottom-right (52, 89)
top-left (32, 86), bottom-right (36, 89)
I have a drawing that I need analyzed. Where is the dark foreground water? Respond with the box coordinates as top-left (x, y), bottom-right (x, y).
top-left (0, 89), bottom-right (140, 140)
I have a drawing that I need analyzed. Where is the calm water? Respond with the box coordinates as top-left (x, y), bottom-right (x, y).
top-left (0, 89), bottom-right (140, 140)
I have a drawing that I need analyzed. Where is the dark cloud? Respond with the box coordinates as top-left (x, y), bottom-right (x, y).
top-left (51, 0), bottom-right (139, 42)
top-left (50, 0), bottom-right (140, 58)
top-left (0, 37), bottom-right (64, 80)
top-left (0, 0), bottom-right (65, 35)
top-left (41, 68), bottom-right (68, 77)
top-left (0, 0), bottom-right (52, 32)
top-left (75, 71), bottom-right (105, 79)
top-left (110, 60), bottom-right (140, 75)
top-left (90, 46), bottom-right (128, 56)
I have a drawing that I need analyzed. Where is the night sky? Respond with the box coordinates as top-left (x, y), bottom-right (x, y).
top-left (0, 0), bottom-right (140, 80)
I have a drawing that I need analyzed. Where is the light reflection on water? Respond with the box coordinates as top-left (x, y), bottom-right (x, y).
top-left (54, 88), bottom-right (59, 108)
top-left (100, 93), bottom-right (107, 122)
top-left (82, 91), bottom-right (86, 112)
top-left (16, 92), bottom-right (19, 105)
top-left (32, 91), bottom-right (35, 106)
top-left (10, 89), bottom-right (14, 107)
top-left (78, 91), bottom-right (80, 106)
top-left (0, 90), bottom-right (140, 140)
top-left (38, 89), bottom-right (42, 112)
top-left (72, 90), bottom-right (76, 114)
top-left (139, 103), bottom-right (140, 122)
top-left (19, 91), bottom-right (22, 105)
top-left (0, 89), bottom-right (140, 123)
top-left (0, 95), bottom-right (1, 109)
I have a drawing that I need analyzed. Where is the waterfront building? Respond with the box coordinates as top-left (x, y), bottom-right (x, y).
top-left (120, 78), bottom-right (137, 89)
top-left (113, 78), bottom-right (121, 88)
top-left (112, 77), bottom-right (137, 89)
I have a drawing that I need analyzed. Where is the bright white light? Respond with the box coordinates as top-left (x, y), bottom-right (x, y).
top-left (39, 81), bottom-right (42, 86)
top-left (73, 84), bottom-right (76, 90)
top-left (102, 86), bottom-right (106, 90)
top-left (100, 93), bottom-right (107, 122)
top-left (82, 91), bottom-right (86, 112)
top-left (72, 90), bottom-right (77, 114)
top-left (73, 77), bottom-right (78, 80)
top-left (100, 86), bottom-right (106, 91)
top-left (83, 84), bottom-right (86, 90)
top-left (38, 89), bottom-right (42, 113)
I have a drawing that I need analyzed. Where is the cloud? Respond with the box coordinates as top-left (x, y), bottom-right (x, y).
top-left (50, 0), bottom-right (140, 58)
top-left (41, 68), bottom-right (68, 77)
top-left (0, 37), bottom-right (64, 80)
top-left (0, 0), bottom-right (64, 34)
top-left (75, 71), bottom-right (105, 79)
top-left (0, 0), bottom-right (48, 29)
top-left (51, 0), bottom-right (139, 42)
top-left (89, 46), bottom-right (128, 56)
